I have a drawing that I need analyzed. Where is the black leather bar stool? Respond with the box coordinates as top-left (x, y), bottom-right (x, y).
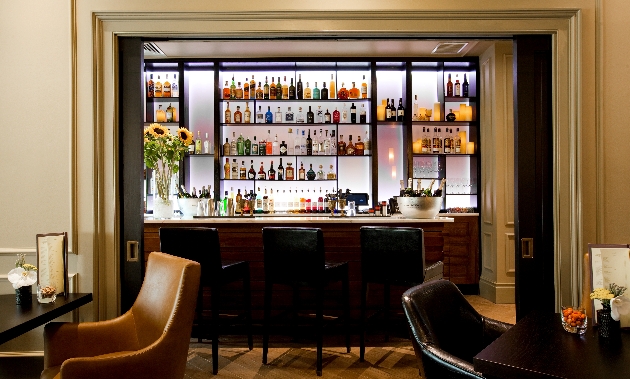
top-left (359, 226), bottom-right (443, 362)
top-left (159, 227), bottom-right (252, 375)
top-left (261, 227), bottom-right (350, 376)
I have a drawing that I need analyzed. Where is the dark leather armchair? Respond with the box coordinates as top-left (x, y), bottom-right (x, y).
top-left (402, 280), bottom-right (512, 379)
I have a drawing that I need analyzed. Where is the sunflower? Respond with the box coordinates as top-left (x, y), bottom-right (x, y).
top-left (177, 127), bottom-right (194, 146)
top-left (147, 123), bottom-right (170, 138)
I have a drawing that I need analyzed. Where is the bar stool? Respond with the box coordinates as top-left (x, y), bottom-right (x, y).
top-left (359, 226), bottom-right (443, 362)
top-left (159, 227), bottom-right (252, 375)
top-left (261, 227), bottom-right (350, 376)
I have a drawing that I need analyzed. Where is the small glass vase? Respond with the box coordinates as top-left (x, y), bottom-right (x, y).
top-left (37, 284), bottom-right (57, 304)
top-left (15, 285), bottom-right (32, 305)
top-left (597, 306), bottom-right (620, 338)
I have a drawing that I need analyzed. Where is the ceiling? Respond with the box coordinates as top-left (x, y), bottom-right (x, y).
top-left (148, 39), bottom-right (504, 59)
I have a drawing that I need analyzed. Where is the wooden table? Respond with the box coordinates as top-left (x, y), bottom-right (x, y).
top-left (0, 293), bottom-right (92, 345)
top-left (473, 310), bottom-right (630, 379)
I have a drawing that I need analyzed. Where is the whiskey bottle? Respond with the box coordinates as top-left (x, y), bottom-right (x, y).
top-left (298, 162), bottom-right (306, 180)
top-left (280, 140), bottom-right (287, 155)
top-left (364, 130), bottom-right (371, 155)
top-left (321, 82), bottom-right (328, 100)
top-left (265, 106), bottom-right (273, 124)
top-left (329, 74), bottom-right (336, 99)
top-left (223, 137), bottom-right (230, 156)
top-left (361, 74), bottom-right (368, 98)
top-left (338, 134), bottom-right (346, 155)
top-left (166, 103), bottom-right (174, 122)
top-left (462, 74), bottom-right (469, 97)
top-left (446, 108), bottom-right (456, 122)
top-left (285, 162), bottom-right (295, 180)
top-left (223, 80), bottom-right (230, 99)
top-left (285, 106), bottom-right (294, 122)
top-left (337, 82), bottom-right (349, 100)
top-left (350, 102), bottom-right (357, 123)
top-left (437, 128), bottom-right (444, 152)
top-left (230, 76), bottom-right (236, 99)
top-left (231, 159), bottom-right (238, 179)
top-left (248, 160), bottom-right (256, 179)
top-left (349, 81), bottom-right (360, 99)
top-left (360, 104), bottom-right (366, 123)
top-left (307, 163), bottom-right (316, 180)
top-left (237, 133), bottom-right (244, 155)
top-left (312, 82), bottom-right (320, 100)
top-left (446, 73), bottom-right (453, 97)
top-left (454, 127), bottom-right (462, 153)
top-left (225, 102), bottom-right (232, 123)
top-left (264, 76), bottom-right (270, 99)
top-left (454, 74), bottom-right (461, 96)
top-left (203, 133), bottom-right (210, 154)
top-left (240, 160), bottom-right (247, 179)
top-left (154, 75), bottom-right (162, 97)
top-left (258, 162), bottom-right (267, 180)
top-left (397, 98), bottom-right (405, 122)
top-left (250, 75), bottom-right (256, 99)
top-left (243, 79), bottom-right (249, 99)
top-left (223, 158), bottom-right (230, 179)
top-left (346, 134), bottom-right (356, 155)
top-left (234, 106), bottom-right (243, 123)
top-left (256, 81), bottom-right (263, 99)
top-left (276, 76), bottom-right (283, 100)
top-left (282, 76), bottom-right (289, 99)
top-left (268, 161), bottom-right (276, 180)
top-left (156, 105), bottom-right (166, 122)
top-left (269, 77), bottom-right (276, 100)
top-left (443, 128), bottom-right (452, 154)
top-left (327, 164), bottom-right (336, 180)
top-left (306, 106), bottom-right (314, 124)
top-left (275, 107), bottom-right (282, 123)
top-left (421, 127), bottom-right (430, 153)
top-left (147, 74), bottom-right (154, 97)
top-left (390, 99), bottom-right (397, 121)
top-left (244, 102), bottom-right (251, 123)
top-left (355, 135), bottom-right (364, 156)
top-left (304, 82), bottom-right (312, 99)
top-left (235, 82), bottom-right (243, 99)
top-left (289, 77), bottom-right (295, 99)
top-left (171, 74), bottom-right (179, 97)
top-left (235, 189), bottom-right (242, 214)
top-left (306, 129), bottom-right (313, 155)
top-left (195, 131), bottom-right (202, 154)
top-left (296, 107), bottom-right (305, 123)
top-left (163, 74), bottom-right (171, 97)
top-left (432, 127), bottom-right (440, 153)
top-left (325, 109), bottom-right (331, 123)
top-left (252, 136), bottom-right (259, 155)
top-left (277, 158), bottom-right (284, 180)
top-left (385, 98), bottom-right (391, 120)
top-left (296, 74), bottom-right (303, 99)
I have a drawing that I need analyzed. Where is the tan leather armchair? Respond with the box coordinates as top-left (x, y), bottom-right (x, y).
top-left (41, 252), bottom-right (201, 379)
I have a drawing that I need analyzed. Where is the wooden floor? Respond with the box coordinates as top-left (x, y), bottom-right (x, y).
top-left (0, 295), bottom-right (515, 379)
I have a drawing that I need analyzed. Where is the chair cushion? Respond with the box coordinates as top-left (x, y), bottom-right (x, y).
top-left (41, 366), bottom-right (60, 379)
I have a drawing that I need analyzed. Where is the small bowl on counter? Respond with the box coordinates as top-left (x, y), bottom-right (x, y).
top-left (561, 306), bottom-right (587, 334)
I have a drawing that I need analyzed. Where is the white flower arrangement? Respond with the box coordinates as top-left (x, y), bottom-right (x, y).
top-left (7, 254), bottom-right (37, 289)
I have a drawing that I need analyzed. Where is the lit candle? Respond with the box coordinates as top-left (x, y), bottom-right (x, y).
top-left (460, 104), bottom-right (467, 121)
top-left (413, 139), bottom-right (422, 153)
top-left (433, 102), bottom-right (441, 122)
top-left (377, 99), bottom-right (387, 121)
top-left (459, 131), bottom-right (467, 153)
top-left (467, 105), bottom-right (473, 121)
top-left (453, 111), bottom-right (460, 120)
top-left (467, 141), bottom-right (474, 154)
top-left (419, 107), bottom-right (426, 120)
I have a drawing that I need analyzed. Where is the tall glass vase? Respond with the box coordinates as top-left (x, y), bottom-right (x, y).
top-left (153, 168), bottom-right (173, 219)
top-left (597, 306), bottom-right (620, 338)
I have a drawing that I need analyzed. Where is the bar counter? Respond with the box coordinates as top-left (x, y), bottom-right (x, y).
top-left (143, 214), bottom-right (477, 321)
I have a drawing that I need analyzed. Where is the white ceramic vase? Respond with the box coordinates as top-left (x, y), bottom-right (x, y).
top-left (153, 196), bottom-right (173, 219)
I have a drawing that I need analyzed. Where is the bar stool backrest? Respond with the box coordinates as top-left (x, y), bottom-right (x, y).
top-left (262, 227), bottom-right (325, 284)
top-left (360, 226), bottom-right (426, 285)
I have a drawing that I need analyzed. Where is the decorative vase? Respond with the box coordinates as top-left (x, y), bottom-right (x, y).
top-left (153, 169), bottom-right (173, 219)
top-left (597, 306), bottom-right (620, 338)
top-left (153, 196), bottom-right (173, 219)
top-left (15, 285), bottom-right (32, 305)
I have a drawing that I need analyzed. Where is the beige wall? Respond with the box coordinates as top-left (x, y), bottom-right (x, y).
top-left (2, 0), bottom-right (629, 352)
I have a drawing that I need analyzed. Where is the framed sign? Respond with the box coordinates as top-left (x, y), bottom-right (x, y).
top-left (588, 243), bottom-right (630, 326)
top-left (36, 232), bottom-right (68, 296)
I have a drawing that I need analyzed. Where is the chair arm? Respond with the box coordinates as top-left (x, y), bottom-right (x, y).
top-left (481, 317), bottom-right (513, 345)
top-left (422, 344), bottom-right (484, 379)
top-left (423, 261), bottom-right (444, 282)
top-left (43, 311), bottom-right (139, 369)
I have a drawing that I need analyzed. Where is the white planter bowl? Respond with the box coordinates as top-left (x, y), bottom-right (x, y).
top-left (177, 198), bottom-right (200, 217)
top-left (397, 196), bottom-right (443, 219)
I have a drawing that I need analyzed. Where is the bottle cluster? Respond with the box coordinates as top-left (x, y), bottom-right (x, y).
top-left (413, 127), bottom-right (464, 154)
top-left (147, 73), bottom-right (179, 98)
top-left (445, 73), bottom-right (469, 97)
top-left (400, 178), bottom-right (446, 197)
top-left (377, 98), bottom-right (405, 122)
top-left (222, 74), bottom-right (368, 101)
top-left (155, 103), bottom-right (177, 123)
top-left (223, 159), bottom-right (337, 181)
top-left (224, 102), bottom-right (368, 124)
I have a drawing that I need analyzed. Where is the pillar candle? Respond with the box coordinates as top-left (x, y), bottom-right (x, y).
top-left (419, 107), bottom-right (426, 120)
top-left (433, 102), bottom-right (441, 122)
top-left (413, 140), bottom-right (422, 154)
top-left (459, 131), bottom-right (467, 153)
top-left (453, 111), bottom-right (460, 120)
top-left (460, 104), bottom-right (467, 121)
top-left (467, 105), bottom-right (473, 121)
top-left (467, 141), bottom-right (474, 154)
top-left (377, 99), bottom-right (386, 121)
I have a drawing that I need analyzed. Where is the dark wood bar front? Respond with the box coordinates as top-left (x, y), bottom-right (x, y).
top-left (144, 215), bottom-right (477, 323)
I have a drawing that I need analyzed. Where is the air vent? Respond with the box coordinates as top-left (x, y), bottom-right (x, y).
top-left (431, 42), bottom-right (468, 55)
top-left (143, 42), bottom-right (165, 57)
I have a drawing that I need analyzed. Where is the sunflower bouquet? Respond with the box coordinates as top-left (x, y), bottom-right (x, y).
top-left (143, 123), bottom-right (193, 205)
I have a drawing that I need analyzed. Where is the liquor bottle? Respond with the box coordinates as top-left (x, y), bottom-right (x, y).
top-left (265, 106), bottom-right (273, 123)
top-left (341, 103), bottom-right (348, 123)
top-left (390, 99), bottom-right (397, 121)
top-left (355, 135), bottom-right (364, 156)
top-left (277, 158), bottom-right (284, 180)
top-left (235, 189), bottom-right (242, 214)
top-left (276, 76), bottom-right (283, 100)
top-left (223, 137), bottom-right (230, 156)
top-left (223, 158), bottom-right (230, 179)
top-left (255, 187), bottom-right (263, 213)
top-left (330, 130), bottom-right (337, 154)
top-left (234, 105), bottom-right (243, 123)
top-left (286, 162), bottom-right (295, 180)
top-left (307, 163), bottom-right (316, 180)
top-left (156, 105), bottom-right (166, 122)
top-left (240, 160), bottom-right (247, 179)
top-left (262, 188), bottom-right (269, 214)
top-left (229, 132), bottom-right (236, 155)
top-left (258, 162), bottom-right (266, 180)
top-left (318, 129), bottom-right (324, 155)
top-left (346, 134), bottom-right (356, 155)
top-left (306, 129), bottom-right (313, 155)
top-left (296, 74), bottom-right (303, 99)
top-left (256, 81), bottom-right (263, 99)
top-left (272, 134), bottom-right (280, 155)
top-left (324, 109), bottom-right (331, 123)
top-left (289, 77), bottom-right (295, 99)
top-left (312, 82), bottom-right (320, 100)
top-left (397, 98), bottom-right (405, 122)
top-left (266, 130), bottom-right (273, 155)
top-left (248, 160), bottom-right (256, 179)
top-left (203, 133), bottom-right (210, 154)
top-left (332, 107), bottom-right (340, 123)
top-left (171, 74), bottom-right (179, 97)
top-left (316, 106), bottom-right (323, 123)
top-left (329, 74), bottom-right (336, 99)
top-left (269, 188), bottom-right (275, 213)
top-left (446, 108), bottom-right (456, 122)
top-left (462, 74), bottom-right (469, 97)
top-left (166, 103), bottom-right (174, 122)
top-left (299, 191), bottom-right (306, 213)
top-left (311, 129), bottom-right (319, 155)
top-left (250, 75), bottom-right (256, 99)
top-left (269, 77), bottom-right (276, 99)
top-left (337, 82), bottom-right (349, 100)
top-left (275, 107), bottom-right (282, 123)
top-left (154, 75), bottom-right (162, 97)
top-left (231, 159), bottom-right (238, 179)
top-left (237, 133), bottom-right (244, 155)
top-left (338, 134), bottom-right (346, 155)
top-left (443, 128), bottom-right (452, 154)
top-left (296, 107), bottom-right (305, 123)
top-left (359, 104), bottom-right (367, 123)
top-left (235, 82), bottom-right (243, 99)
top-left (280, 140), bottom-right (287, 155)
top-left (446, 73), bottom-right (453, 97)
top-left (147, 74), bottom-right (154, 97)
top-left (223, 80), bottom-right (230, 99)
top-left (298, 162), bottom-right (306, 180)
top-left (230, 76), bottom-right (236, 99)
top-left (306, 106), bottom-right (314, 124)
top-left (282, 76), bottom-right (289, 99)
top-left (304, 82), bottom-right (312, 99)
top-left (421, 127), bottom-right (429, 153)
top-left (287, 128), bottom-right (294, 155)
top-left (327, 164), bottom-right (336, 180)
top-left (437, 128), bottom-right (444, 152)
top-left (163, 74), bottom-right (171, 97)
top-left (323, 130), bottom-right (331, 155)
top-left (244, 102), bottom-right (251, 123)
top-left (432, 127), bottom-right (440, 153)
top-left (361, 74), bottom-right (368, 98)
top-left (349, 81), bottom-right (360, 99)
top-left (195, 131), bottom-right (202, 154)
top-left (350, 102), bottom-right (357, 123)
top-left (259, 135), bottom-right (266, 156)
top-left (257, 105), bottom-right (264, 123)
top-left (225, 102), bottom-right (232, 123)
top-left (264, 76), bottom-right (270, 99)
top-left (321, 82), bottom-right (328, 100)
top-left (252, 136), bottom-right (259, 155)
top-left (268, 161), bottom-right (276, 180)
top-left (413, 95), bottom-right (419, 121)
top-left (317, 165), bottom-right (325, 180)
top-left (294, 128), bottom-right (301, 155)
top-left (243, 79), bottom-right (249, 99)
top-left (285, 106), bottom-right (294, 122)
top-left (385, 98), bottom-right (391, 120)
top-left (455, 127), bottom-right (462, 153)
top-left (454, 74), bottom-right (461, 96)
top-left (364, 130), bottom-right (371, 155)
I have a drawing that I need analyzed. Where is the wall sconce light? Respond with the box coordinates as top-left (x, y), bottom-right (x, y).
top-left (388, 148), bottom-right (394, 164)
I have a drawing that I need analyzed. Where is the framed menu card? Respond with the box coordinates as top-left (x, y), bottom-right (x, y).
top-left (36, 232), bottom-right (69, 296)
top-left (588, 243), bottom-right (630, 326)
